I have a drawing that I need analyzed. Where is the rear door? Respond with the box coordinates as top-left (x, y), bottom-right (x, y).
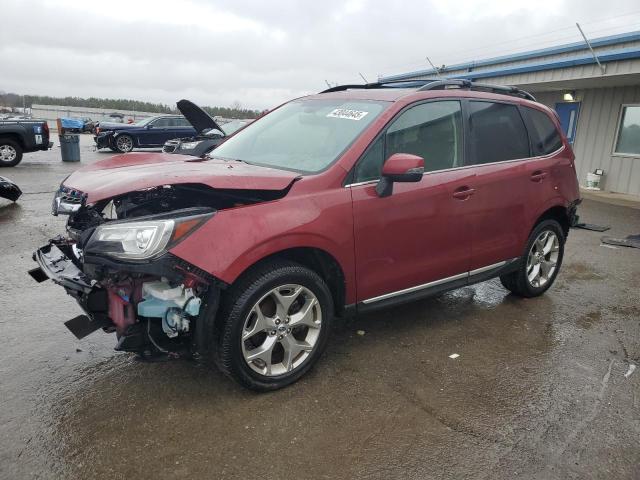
top-left (171, 117), bottom-right (196, 140)
top-left (144, 117), bottom-right (173, 146)
top-left (464, 100), bottom-right (531, 271)
top-left (350, 100), bottom-right (474, 304)
top-left (520, 105), bottom-right (568, 223)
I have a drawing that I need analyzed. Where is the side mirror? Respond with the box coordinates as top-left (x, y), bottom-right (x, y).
top-left (376, 153), bottom-right (425, 197)
top-left (146, 124), bottom-right (154, 129)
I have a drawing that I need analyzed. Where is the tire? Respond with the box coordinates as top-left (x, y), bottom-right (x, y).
top-left (0, 139), bottom-right (23, 167)
top-left (114, 134), bottom-right (134, 153)
top-left (214, 260), bottom-right (334, 391)
top-left (500, 219), bottom-right (565, 298)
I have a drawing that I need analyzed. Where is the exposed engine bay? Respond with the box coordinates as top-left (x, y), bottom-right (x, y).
top-left (30, 182), bottom-right (290, 360)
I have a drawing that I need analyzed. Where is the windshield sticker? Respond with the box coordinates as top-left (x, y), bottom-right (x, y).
top-left (327, 109), bottom-right (369, 121)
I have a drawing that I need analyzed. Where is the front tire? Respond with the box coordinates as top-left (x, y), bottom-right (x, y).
top-left (114, 134), bottom-right (134, 153)
top-left (500, 219), bottom-right (564, 297)
top-left (0, 139), bottom-right (23, 167)
top-left (215, 261), bottom-right (334, 391)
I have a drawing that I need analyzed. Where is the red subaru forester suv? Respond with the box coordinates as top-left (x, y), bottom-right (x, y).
top-left (31, 80), bottom-right (580, 391)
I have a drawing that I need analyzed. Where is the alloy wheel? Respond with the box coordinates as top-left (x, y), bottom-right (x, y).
top-left (526, 230), bottom-right (559, 288)
top-left (241, 284), bottom-right (322, 377)
top-left (0, 145), bottom-right (17, 163)
top-left (116, 136), bottom-right (133, 152)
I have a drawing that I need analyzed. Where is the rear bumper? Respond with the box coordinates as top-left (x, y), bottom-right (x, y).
top-left (568, 198), bottom-right (582, 227)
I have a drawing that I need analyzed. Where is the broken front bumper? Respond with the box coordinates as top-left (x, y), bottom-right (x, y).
top-left (93, 134), bottom-right (112, 149)
top-left (29, 243), bottom-right (111, 339)
top-left (29, 240), bottom-right (222, 359)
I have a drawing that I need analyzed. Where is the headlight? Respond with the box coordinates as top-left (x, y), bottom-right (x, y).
top-left (179, 141), bottom-right (202, 150)
top-left (85, 210), bottom-right (212, 260)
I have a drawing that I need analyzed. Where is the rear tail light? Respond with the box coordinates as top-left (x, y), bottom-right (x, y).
top-left (43, 122), bottom-right (49, 134)
top-left (96, 127), bottom-right (100, 134)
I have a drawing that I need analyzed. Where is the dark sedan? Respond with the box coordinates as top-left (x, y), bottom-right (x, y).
top-left (94, 115), bottom-right (196, 153)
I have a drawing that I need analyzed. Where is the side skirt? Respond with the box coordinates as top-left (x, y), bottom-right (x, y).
top-left (356, 258), bottom-right (520, 314)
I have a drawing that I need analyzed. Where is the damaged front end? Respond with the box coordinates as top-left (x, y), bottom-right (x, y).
top-left (29, 182), bottom-right (285, 360)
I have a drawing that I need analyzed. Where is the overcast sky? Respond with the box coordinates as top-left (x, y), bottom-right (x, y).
top-left (1, 0), bottom-right (638, 110)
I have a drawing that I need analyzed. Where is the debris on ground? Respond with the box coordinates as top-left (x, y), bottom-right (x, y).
top-left (624, 363), bottom-right (636, 379)
top-left (574, 223), bottom-right (610, 232)
top-left (356, 330), bottom-right (366, 336)
top-left (601, 234), bottom-right (640, 249)
top-left (449, 353), bottom-right (460, 359)
top-left (0, 176), bottom-right (22, 202)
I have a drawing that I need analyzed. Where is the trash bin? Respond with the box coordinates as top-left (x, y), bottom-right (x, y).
top-left (585, 172), bottom-right (602, 190)
top-left (59, 134), bottom-right (81, 162)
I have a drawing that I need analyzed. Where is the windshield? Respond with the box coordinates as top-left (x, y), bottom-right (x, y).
top-left (221, 120), bottom-right (249, 135)
top-left (210, 99), bottom-right (388, 173)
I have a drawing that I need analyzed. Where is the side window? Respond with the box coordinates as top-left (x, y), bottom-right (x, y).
top-left (354, 136), bottom-right (384, 182)
top-left (151, 117), bottom-right (171, 128)
top-left (468, 101), bottom-right (529, 164)
top-left (177, 117), bottom-right (191, 127)
top-left (523, 106), bottom-right (563, 155)
top-left (353, 101), bottom-right (462, 182)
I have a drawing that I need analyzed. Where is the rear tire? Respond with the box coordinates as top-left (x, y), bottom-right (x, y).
top-left (0, 139), bottom-right (23, 167)
top-left (214, 260), bottom-right (334, 391)
top-left (500, 219), bottom-right (564, 298)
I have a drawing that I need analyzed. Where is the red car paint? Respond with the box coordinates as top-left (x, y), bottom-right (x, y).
top-left (62, 88), bottom-right (580, 307)
top-left (67, 153), bottom-right (300, 203)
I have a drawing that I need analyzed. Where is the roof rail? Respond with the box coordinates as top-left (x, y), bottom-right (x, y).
top-left (320, 79), bottom-right (440, 93)
top-left (320, 78), bottom-right (537, 102)
top-left (417, 79), bottom-right (537, 101)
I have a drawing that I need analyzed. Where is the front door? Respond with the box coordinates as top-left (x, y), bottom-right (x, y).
top-left (554, 102), bottom-right (580, 145)
top-left (350, 100), bottom-right (473, 303)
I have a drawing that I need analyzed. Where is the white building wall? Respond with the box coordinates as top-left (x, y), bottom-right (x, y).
top-left (535, 86), bottom-right (640, 195)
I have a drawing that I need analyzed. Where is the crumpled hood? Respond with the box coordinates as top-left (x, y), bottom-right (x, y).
top-left (63, 152), bottom-right (300, 203)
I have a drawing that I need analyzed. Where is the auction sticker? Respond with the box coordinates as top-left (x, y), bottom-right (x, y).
top-left (35, 134), bottom-right (42, 144)
top-left (327, 109), bottom-right (369, 120)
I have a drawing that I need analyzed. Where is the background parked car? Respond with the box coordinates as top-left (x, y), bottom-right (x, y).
top-left (94, 114), bottom-right (196, 153)
top-left (0, 117), bottom-right (52, 166)
top-left (162, 99), bottom-right (252, 157)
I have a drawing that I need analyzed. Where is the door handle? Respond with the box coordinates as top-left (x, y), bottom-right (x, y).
top-left (452, 186), bottom-right (475, 200)
top-left (530, 170), bottom-right (548, 182)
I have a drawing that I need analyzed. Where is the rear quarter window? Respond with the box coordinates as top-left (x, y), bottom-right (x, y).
top-left (523, 106), bottom-right (563, 156)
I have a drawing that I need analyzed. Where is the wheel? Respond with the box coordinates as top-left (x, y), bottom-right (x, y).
top-left (500, 219), bottom-right (564, 297)
top-left (214, 261), bottom-right (334, 391)
top-left (114, 134), bottom-right (134, 153)
top-left (0, 139), bottom-right (23, 167)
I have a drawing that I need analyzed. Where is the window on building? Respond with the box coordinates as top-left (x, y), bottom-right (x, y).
top-left (468, 101), bottom-right (530, 164)
top-left (523, 106), bottom-right (563, 156)
top-left (614, 105), bottom-right (640, 156)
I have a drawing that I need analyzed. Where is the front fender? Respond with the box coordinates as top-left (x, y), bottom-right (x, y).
top-left (169, 187), bottom-right (357, 303)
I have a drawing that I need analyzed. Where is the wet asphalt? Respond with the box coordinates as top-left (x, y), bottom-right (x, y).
top-left (1, 135), bottom-right (639, 479)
